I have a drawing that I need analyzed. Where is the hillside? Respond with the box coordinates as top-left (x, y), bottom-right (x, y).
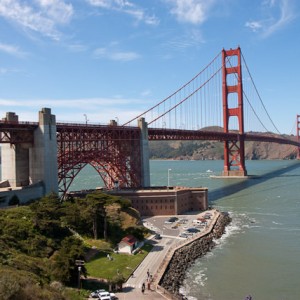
top-left (0, 192), bottom-right (143, 299)
top-left (149, 132), bottom-right (298, 160)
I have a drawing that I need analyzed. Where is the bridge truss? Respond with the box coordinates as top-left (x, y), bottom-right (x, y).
top-left (56, 123), bottom-right (142, 196)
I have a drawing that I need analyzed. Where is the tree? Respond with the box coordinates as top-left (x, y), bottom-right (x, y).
top-left (51, 236), bottom-right (86, 285)
top-left (30, 193), bottom-right (67, 239)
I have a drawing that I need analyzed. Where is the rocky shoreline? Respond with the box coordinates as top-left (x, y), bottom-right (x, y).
top-left (159, 212), bottom-right (232, 298)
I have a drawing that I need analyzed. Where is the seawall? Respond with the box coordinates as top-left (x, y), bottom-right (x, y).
top-left (158, 212), bottom-right (231, 298)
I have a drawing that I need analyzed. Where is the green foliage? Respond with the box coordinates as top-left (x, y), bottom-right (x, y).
top-left (51, 236), bottom-right (86, 285)
top-left (0, 267), bottom-right (66, 300)
top-left (125, 225), bottom-right (148, 241)
top-left (30, 193), bottom-right (69, 239)
top-left (62, 191), bottom-right (136, 242)
top-left (111, 273), bottom-right (126, 285)
top-left (0, 191), bottom-right (141, 298)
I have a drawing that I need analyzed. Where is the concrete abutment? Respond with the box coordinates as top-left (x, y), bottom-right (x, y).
top-left (1, 108), bottom-right (58, 204)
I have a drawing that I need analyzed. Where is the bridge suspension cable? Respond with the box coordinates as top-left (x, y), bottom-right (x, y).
top-left (241, 51), bottom-right (281, 134)
top-left (123, 47), bottom-right (290, 137)
top-left (122, 51), bottom-right (223, 130)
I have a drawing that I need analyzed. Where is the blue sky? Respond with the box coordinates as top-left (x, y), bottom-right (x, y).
top-left (0, 0), bottom-right (299, 134)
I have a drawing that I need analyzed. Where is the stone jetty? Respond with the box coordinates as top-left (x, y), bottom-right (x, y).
top-left (159, 212), bottom-right (231, 298)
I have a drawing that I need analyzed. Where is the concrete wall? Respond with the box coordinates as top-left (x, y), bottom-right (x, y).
top-left (0, 183), bottom-right (44, 207)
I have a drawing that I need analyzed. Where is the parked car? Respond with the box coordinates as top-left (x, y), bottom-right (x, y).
top-left (89, 289), bottom-right (106, 298)
top-left (183, 231), bottom-right (194, 236)
top-left (164, 216), bottom-right (178, 224)
top-left (98, 291), bottom-right (111, 300)
top-left (110, 292), bottom-right (118, 300)
top-left (204, 213), bottom-right (212, 219)
top-left (186, 227), bottom-right (200, 233)
top-left (154, 233), bottom-right (162, 239)
top-left (179, 232), bottom-right (188, 238)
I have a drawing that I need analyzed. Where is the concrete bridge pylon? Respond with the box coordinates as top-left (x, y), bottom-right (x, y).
top-left (1, 108), bottom-right (58, 195)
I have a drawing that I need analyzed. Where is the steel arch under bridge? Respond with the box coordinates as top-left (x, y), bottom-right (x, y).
top-left (56, 123), bottom-right (142, 196)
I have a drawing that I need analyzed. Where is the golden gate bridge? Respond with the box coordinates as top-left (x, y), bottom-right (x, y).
top-left (0, 47), bottom-right (299, 198)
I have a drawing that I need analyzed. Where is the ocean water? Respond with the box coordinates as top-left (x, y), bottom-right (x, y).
top-left (71, 160), bottom-right (300, 300)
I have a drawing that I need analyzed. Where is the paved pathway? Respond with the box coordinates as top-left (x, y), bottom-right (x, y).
top-left (115, 209), bottom-right (220, 300)
top-left (115, 236), bottom-right (173, 300)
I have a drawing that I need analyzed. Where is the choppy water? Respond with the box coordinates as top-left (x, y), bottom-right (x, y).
top-left (71, 160), bottom-right (300, 300)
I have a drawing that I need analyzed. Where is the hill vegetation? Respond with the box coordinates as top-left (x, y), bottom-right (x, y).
top-left (149, 133), bottom-right (298, 160)
top-left (0, 192), bottom-right (145, 299)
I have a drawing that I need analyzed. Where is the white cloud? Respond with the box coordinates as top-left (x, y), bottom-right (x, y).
top-left (245, 21), bottom-right (263, 32)
top-left (67, 43), bottom-right (88, 53)
top-left (86, 0), bottom-right (159, 25)
top-left (0, 97), bottom-right (148, 124)
top-left (245, 0), bottom-right (295, 37)
top-left (0, 0), bottom-right (74, 40)
top-left (163, 29), bottom-right (205, 51)
top-left (93, 47), bottom-right (140, 61)
top-left (0, 42), bottom-right (27, 57)
top-left (166, 0), bottom-right (216, 24)
top-left (0, 97), bottom-right (143, 108)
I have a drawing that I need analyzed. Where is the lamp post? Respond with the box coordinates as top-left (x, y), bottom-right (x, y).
top-left (83, 114), bottom-right (88, 125)
top-left (75, 260), bottom-right (84, 293)
top-left (167, 168), bottom-right (172, 188)
top-left (77, 266), bottom-right (81, 292)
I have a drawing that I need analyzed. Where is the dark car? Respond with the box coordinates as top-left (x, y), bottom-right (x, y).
top-left (154, 233), bottom-right (162, 239)
top-left (186, 227), bottom-right (200, 233)
top-left (164, 217), bottom-right (179, 224)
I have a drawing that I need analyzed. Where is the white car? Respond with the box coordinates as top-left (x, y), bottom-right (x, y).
top-left (110, 292), bottom-right (118, 300)
top-left (98, 291), bottom-right (111, 300)
top-left (89, 289), bottom-right (106, 298)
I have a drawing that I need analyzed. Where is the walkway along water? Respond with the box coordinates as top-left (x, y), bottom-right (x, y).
top-left (116, 209), bottom-right (231, 300)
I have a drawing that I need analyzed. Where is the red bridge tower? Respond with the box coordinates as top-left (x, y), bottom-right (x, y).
top-left (222, 47), bottom-right (247, 176)
top-left (297, 115), bottom-right (300, 159)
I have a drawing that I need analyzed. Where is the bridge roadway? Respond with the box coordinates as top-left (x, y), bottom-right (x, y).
top-left (1, 121), bottom-right (299, 147)
top-left (113, 209), bottom-right (220, 300)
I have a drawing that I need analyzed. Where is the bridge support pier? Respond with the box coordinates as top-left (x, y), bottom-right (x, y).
top-left (1, 108), bottom-right (58, 195)
top-left (138, 118), bottom-right (150, 187)
top-left (29, 108), bottom-right (58, 194)
top-left (1, 112), bottom-right (30, 187)
top-left (221, 47), bottom-right (247, 177)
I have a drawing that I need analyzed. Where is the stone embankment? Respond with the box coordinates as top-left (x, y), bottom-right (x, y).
top-left (159, 212), bottom-right (231, 298)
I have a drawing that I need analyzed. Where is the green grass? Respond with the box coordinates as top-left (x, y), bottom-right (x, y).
top-left (62, 288), bottom-right (90, 300)
top-left (85, 243), bottom-right (153, 280)
top-left (84, 238), bottom-right (113, 250)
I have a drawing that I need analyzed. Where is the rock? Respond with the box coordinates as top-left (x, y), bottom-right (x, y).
top-left (159, 212), bottom-right (231, 297)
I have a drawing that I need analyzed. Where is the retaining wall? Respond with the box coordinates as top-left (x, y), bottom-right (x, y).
top-left (158, 212), bottom-right (231, 299)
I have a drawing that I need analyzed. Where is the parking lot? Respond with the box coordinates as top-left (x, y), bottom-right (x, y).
top-left (142, 210), bottom-right (213, 239)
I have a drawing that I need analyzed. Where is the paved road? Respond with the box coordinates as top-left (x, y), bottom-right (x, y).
top-left (115, 235), bottom-right (176, 300)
